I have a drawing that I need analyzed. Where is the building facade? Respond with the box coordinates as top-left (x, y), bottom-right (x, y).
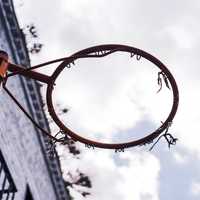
top-left (0, 0), bottom-right (69, 199)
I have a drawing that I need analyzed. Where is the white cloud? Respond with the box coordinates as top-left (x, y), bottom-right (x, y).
top-left (13, 0), bottom-right (200, 199)
top-left (60, 148), bottom-right (160, 200)
top-left (173, 151), bottom-right (188, 164)
top-left (163, 16), bottom-right (200, 49)
top-left (191, 182), bottom-right (200, 196)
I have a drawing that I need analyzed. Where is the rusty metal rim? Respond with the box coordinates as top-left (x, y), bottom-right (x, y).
top-left (46, 44), bottom-right (179, 149)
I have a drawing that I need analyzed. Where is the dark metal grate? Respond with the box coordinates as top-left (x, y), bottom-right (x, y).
top-left (0, 150), bottom-right (17, 200)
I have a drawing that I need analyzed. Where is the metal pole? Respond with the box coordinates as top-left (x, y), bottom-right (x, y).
top-left (8, 63), bottom-right (51, 84)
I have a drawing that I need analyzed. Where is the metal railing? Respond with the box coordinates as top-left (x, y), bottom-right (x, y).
top-left (0, 150), bottom-right (17, 200)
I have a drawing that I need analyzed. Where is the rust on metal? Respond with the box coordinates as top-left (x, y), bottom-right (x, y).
top-left (0, 50), bottom-right (9, 79)
top-left (8, 63), bottom-right (51, 84)
top-left (2, 44), bottom-right (179, 150)
top-left (46, 44), bottom-right (179, 150)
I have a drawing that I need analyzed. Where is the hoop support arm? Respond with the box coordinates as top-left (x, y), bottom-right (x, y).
top-left (8, 63), bottom-right (51, 84)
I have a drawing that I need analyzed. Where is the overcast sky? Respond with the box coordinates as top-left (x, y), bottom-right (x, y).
top-left (13, 0), bottom-right (200, 200)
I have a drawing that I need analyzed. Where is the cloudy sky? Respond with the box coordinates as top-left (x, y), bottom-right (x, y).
top-left (13, 0), bottom-right (200, 200)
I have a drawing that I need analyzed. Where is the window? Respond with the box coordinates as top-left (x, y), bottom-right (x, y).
top-left (0, 150), bottom-right (17, 200)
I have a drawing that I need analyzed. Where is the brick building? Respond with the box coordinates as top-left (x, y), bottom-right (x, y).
top-left (0, 0), bottom-right (69, 199)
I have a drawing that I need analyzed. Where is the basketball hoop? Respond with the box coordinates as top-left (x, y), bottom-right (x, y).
top-left (2, 44), bottom-right (179, 151)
